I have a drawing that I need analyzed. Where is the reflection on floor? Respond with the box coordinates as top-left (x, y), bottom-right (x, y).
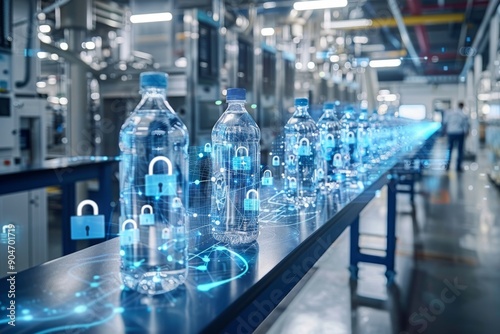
top-left (258, 138), bottom-right (500, 334)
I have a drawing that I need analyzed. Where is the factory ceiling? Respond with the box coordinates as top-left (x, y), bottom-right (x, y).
top-left (38, 0), bottom-right (494, 83)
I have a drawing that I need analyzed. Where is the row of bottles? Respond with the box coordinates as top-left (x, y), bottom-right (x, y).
top-left (117, 72), bottom-right (423, 295)
top-left (118, 74), bottom-right (260, 295)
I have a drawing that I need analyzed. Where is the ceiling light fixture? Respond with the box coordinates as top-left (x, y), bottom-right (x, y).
top-left (369, 59), bottom-right (402, 68)
top-left (130, 12), bottom-right (173, 24)
top-left (293, 0), bottom-right (347, 11)
top-left (324, 19), bottom-right (373, 29)
top-left (353, 36), bottom-right (369, 44)
top-left (261, 28), bottom-right (275, 36)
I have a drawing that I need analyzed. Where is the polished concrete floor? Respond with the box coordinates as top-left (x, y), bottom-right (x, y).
top-left (258, 138), bottom-right (500, 334)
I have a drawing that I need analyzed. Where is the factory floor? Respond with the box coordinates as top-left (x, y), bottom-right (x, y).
top-left (257, 138), bottom-right (500, 334)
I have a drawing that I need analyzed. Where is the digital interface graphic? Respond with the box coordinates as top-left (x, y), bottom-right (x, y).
top-left (0, 122), bottom-right (441, 333)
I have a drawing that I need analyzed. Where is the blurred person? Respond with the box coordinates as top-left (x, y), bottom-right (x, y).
top-left (443, 102), bottom-right (469, 171)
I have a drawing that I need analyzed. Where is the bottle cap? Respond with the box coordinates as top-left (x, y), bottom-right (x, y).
top-left (295, 98), bottom-right (308, 107)
top-left (226, 88), bottom-right (246, 101)
top-left (323, 102), bottom-right (335, 110)
top-left (140, 72), bottom-right (168, 89)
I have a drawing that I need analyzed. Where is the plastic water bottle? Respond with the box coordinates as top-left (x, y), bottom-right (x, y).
top-left (356, 106), bottom-right (372, 172)
top-left (317, 102), bottom-right (342, 193)
top-left (211, 88), bottom-right (261, 245)
top-left (284, 98), bottom-right (319, 206)
top-left (119, 72), bottom-right (189, 295)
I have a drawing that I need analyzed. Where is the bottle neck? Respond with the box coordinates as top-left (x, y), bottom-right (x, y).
top-left (294, 105), bottom-right (309, 117)
top-left (141, 87), bottom-right (167, 98)
top-left (323, 109), bottom-right (336, 118)
top-left (226, 100), bottom-right (247, 113)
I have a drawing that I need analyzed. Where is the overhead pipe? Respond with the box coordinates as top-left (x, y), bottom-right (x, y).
top-left (325, 13), bottom-right (465, 30)
top-left (407, 0), bottom-right (430, 56)
top-left (459, 0), bottom-right (500, 79)
top-left (387, 0), bottom-right (421, 71)
top-left (456, 0), bottom-right (474, 61)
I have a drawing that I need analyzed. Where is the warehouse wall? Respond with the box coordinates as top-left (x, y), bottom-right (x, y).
top-left (383, 83), bottom-right (460, 119)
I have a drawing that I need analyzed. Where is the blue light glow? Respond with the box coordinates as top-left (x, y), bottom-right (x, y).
top-left (198, 153), bottom-right (204, 158)
top-left (74, 305), bottom-right (87, 313)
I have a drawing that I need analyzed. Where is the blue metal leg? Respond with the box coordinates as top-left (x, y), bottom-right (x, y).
top-left (385, 178), bottom-right (397, 285)
top-left (98, 163), bottom-right (113, 240)
top-left (61, 183), bottom-right (76, 255)
top-left (349, 215), bottom-right (360, 280)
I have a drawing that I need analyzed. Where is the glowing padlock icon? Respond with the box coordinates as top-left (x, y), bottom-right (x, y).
top-left (315, 168), bottom-right (325, 181)
top-left (139, 205), bottom-right (155, 226)
top-left (204, 143), bottom-right (212, 153)
top-left (297, 138), bottom-right (312, 156)
top-left (262, 170), bottom-right (273, 186)
top-left (272, 156), bottom-right (280, 166)
top-left (145, 156), bottom-right (176, 197)
top-left (288, 177), bottom-right (297, 189)
top-left (232, 146), bottom-right (251, 171)
top-left (162, 227), bottom-right (172, 240)
top-left (333, 153), bottom-right (343, 168)
top-left (120, 219), bottom-right (140, 246)
top-left (347, 131), bottom-right (356, 145)
top-left (324, 134), bottom-right (335, 148)
top-left (70, 200), bottom-right (105, 240)
top-left (244, 189), bottom-right (259, 211)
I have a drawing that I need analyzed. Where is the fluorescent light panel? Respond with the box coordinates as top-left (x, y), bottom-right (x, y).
top-left (261, 27), bottom-right (275, 36)
top-left (324, 19), bottom-right (373, 29)
top-left (130, 12), bottom-right (173, 24)
top-left (293, 0), bottom-right (347, 11)
top-left (369, 59), bottom-right (402, 68)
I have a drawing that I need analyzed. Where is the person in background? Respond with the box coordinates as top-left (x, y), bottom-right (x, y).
top-left (443, 102), bottom-right (469, 171)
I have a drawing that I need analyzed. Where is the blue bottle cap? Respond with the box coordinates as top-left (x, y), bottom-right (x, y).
top-left (295, 98), bottom-right (308, 107)
top-left (140, 72), bottom-right (168, 89)
top-left (226, 88), bottom-right (246, 101)
top-left (324, 102), bottom-right (335, 109)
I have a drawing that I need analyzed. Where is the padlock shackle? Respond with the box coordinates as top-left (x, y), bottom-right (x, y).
top-left (263, 170), bottom-right (272, 177)
top-left (148, 156), bottom-right (173, 176)
top-left (234, 146), bottom-right (249, 157)
top-left (348, 131), bottom-right (355, 138)
top-left (205, 143), bottom-right (211, 148)
top-left (246, 189), bottom-right (259, 199)
top-left (299, 138), bottom-right (310, 146)
top-left (77, 199), bottom-right (99, 216)
top-left (333, 153), bottom-right (342, 160)
top-left (141, 205), bottom-right (153, 215)
top-left (326, 134), bottom-right (334, 140)
top-left (122, 219), bottom-right (138, 231)
top-left (272, 156), bottom-right (280, 162)
top-left (288, 177), bottom-right (297, 182)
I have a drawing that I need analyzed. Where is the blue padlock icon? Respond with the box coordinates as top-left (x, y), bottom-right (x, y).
top-left (70, 200), bottom-right (105, 240)
top-left (139, 205), bottom-right (155, 226)
top-left (232, 146), bottom-right (251, 171)
top-left (333, 153), bottom-right (343, 168)
top-left (347, 131), bottom-right (356, 145)
top-left (120, 219), bottom-right (140, 246)
top-left (244, 189), bottom-right (259, 211)
top-left (204, 143), bottom-right (212, 153)
top-left (162, 226), bottom-right (172, 240)
top-left (297, 138), bottom-right (312, 156)
top-left (145, 156), bottom-right (176, 197)
top-left (288, 177), bottom-right (297, 189)
top-left (315, 168), bottom-right (325, 181)
top-left (272, 156), bottom-right (280, 166)
top-left (262, 170), bottom-right (273, 186)
top-left (324, 134), bottom-right (335, 148)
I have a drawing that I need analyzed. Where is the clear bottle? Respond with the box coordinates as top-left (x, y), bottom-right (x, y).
top-left (317, 102), bottom-right (342, 193)
top-left (211, 88), bottom-right (261, 245)
top-left (119, 72), bottom-right (189, 295)
top-left (357, 107), bottom-right (371, 167)
top-left (284, 98), bottom-right (319, 206)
